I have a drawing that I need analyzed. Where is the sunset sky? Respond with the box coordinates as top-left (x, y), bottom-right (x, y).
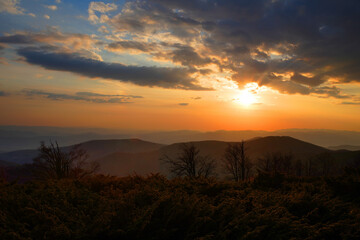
top-left (0, 0), bottom-right (359, 131)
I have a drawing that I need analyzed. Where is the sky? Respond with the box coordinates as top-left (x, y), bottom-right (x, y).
top-left (0, 0), bottom-right (359, 131)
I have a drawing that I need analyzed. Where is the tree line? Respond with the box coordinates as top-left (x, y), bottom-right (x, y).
top-left (162, 141), bottom-right (360, 181)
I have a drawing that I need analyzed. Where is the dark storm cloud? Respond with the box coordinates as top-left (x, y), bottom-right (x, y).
top-left (106, 0), bottom-right (360, 97)
top-left (0, 90), bottom-right (7, 96)
top-left (23, 89), bottom-right (137, 104)
top-left (17, 47), bottom-right (209, 90)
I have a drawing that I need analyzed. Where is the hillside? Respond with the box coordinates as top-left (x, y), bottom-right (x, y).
top-left (158, 136), bottom-right (328, 161)
top-left (0, 139), bottom-right (164, 165)
top-left (94, 151), bottom-right (160, 176)
top-left (95, 136), bottom-right (330, 176)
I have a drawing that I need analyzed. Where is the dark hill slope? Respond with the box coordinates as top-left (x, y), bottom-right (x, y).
top-left (0, 139), bottom-right (164, 164)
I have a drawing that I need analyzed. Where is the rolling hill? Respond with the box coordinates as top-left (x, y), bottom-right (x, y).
top-left (93, 136), bottom-right (330, 176)
top-left (2, 136), bottom-right (358, 177)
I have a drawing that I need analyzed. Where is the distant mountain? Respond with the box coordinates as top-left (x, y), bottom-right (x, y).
top-left (328, 145), bottom-right (360, 151)
top-left (1, 126), bottom-right (360, 151)
top-left (0, 149), bottom-right (39, 165)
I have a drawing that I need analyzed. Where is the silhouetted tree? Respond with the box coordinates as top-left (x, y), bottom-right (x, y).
top-left (305, 158), bottom-right (313, 176)
top-left (294, 159), bottom-right (303, 176)
top-left (282, 153), bottom-right (293, 175)
top-left (257, 152), bottom-right (293, 175)
top-left (257, 153), bottom-right (272, 172)
top-left (162, 143), bottom-right (216, 178)
top-left (33, 141), bottom-right (99, 180)
top-left (245, 158), bottom-right (253, 180)
top-left (316, 152), bottom-right (335, 176)
top-left (222, 141), bottom-right (250, 181)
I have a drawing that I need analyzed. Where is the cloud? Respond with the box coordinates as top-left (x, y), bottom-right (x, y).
top-left (23, 89), bottom-right (139, 104)
top-left (106, 40), bottom-right (217, 68)
top-left (0, 30), bottom-right (100, 59)
top-left (106, 40), bottom-right (158, 53)
top-left (88, 2), bottom-right (117, 24)
top-left (97, 26), bottom-right (109, 33)
top-left (17, 47), bottom-right (209, 90)
top-left (170, 45), bottom-right (213, 67)
top-left (341, 101), bottom-right (360, 105)
top-left (43, 14), bottom-right (50, 19)
top-left (2, 0), bottom-right (359, 100)
top-left (0, 0), bottom-right (24, 15)
top-left (55, 0), bottom-right (61, 3)
top-left (100, 0), bottom-right (360, 99)
top-left (44, 5), bottom-right (57, 11)
top-left (178, 103), bottom-right (189, 106)
top-left (290, 73), bottom-right (326, 87)
top-left (76, 92), bottom-right (143, 99)
top-left (0, 90), bottom-right (7, 96)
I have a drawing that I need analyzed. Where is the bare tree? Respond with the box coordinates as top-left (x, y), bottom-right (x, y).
top-left (316, 152), bottom-right (334, 177)
top-left (162, 143), bottom-right (216, 178)
top-left (245, 158), bottom-right (253, 180)
top-left (257, 152), bottom-right (293, 175)
top-left (223, 143), bottom-right (241, 181)
top-left (257, 153), bottom-right (272, 173)
top-left (239, 141), bottom-right (246, 181)
top-left (33, 141), bottom-right (99, 180)
top-left (282, 153), bottom-right (293, 175)
top-left (294, 159), bottom-right (303, 176)
top-left (222, 141), bottom-right (250, 181)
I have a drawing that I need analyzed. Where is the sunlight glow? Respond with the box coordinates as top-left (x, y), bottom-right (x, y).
top-left (234, 83), bottom-right (259, 107)
top-left (236, 90), bottom-right (256, 106)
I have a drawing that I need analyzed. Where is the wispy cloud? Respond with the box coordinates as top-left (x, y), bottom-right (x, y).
top-left (22, 89), bottom-right (141, 104)
top-left (44, 5), bottom-right (57, 11)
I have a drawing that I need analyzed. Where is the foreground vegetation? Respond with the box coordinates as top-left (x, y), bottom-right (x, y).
top-left (1, 172), bottom-right (360, 240)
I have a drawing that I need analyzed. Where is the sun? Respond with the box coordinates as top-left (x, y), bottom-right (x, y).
top-left (235, 89), bottom-right (257, 107)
